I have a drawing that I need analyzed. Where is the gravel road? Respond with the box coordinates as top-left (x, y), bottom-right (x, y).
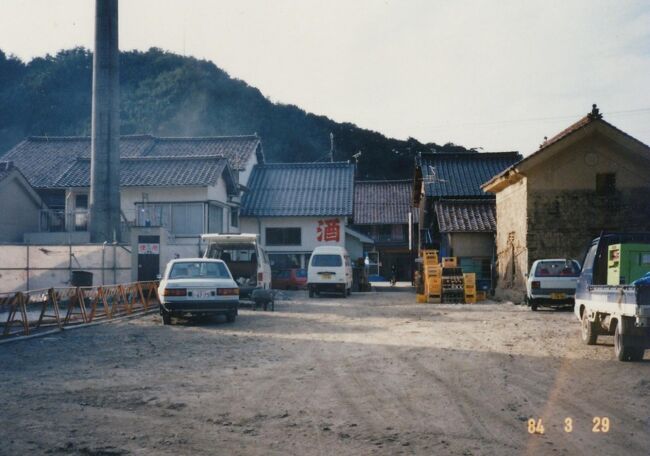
top-left (1, 291), bottom-right (649, 455)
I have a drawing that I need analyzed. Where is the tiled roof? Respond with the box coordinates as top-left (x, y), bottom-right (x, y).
top-left (483, 106), bottom-right (650, 190)
top-left (2, 134), bottom-right (262, 189)
top-left (241, 162), bottom-right (355, 217)
top-left (434, 199), bottom-right (496, 233)
top-left (418, 152), bottom-right (521, 197)
top-left (55, 157), bottom-right (231, 188)
top-left (0, 161), bottom-right (16, 183)
top-left (353, 180), bottom-right (418, 225)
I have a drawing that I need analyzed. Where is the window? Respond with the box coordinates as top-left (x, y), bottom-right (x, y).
top-left (169, 261), bottom-right (230, 279)
top-left (534, 260), bottom-right (581, 277)
top-left (230, 207), bottom-right (239, 227)
top-left (172, 203), bottom-right (204, 235)
top-left (208, 205), bottom-right (223, 233)
top-left (596, 173), bottom-right (616, 196)
top-left (269, 253), bottom-right (301, 269)
top-left (73, 194), bottom-right (88, 231)
top-left (391, 225), bottom-right (405, 241)
top-left (137, 203), bottom-right (171, 227)
top-left (266, 227), bottom-right (301, 246)
top-left (75, 194), bottom-right (88, 209)
top-left (136, 202), bottom-right (205, 236)
top-left (311, 254), bottom-right (342, 267)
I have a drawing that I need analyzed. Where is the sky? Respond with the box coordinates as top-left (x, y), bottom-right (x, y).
top-left (1, 0), bottom-right (649, 156)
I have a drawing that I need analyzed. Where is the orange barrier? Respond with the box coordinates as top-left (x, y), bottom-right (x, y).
top-left (1, 281), bottom-right (159, 339)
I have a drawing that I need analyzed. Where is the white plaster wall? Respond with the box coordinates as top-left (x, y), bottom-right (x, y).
top-left (0, 175), bottom-right (42, 242)
top-left (0, 244), bottom-right (132, 292)
top-left (206, 179), bottom-right (228, 203)
top-left (240, 216), bottom-right (348, 253)
top-left (238, 152), bottom-right (258, 188)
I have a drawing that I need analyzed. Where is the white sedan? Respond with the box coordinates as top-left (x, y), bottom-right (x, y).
top-left (158, 258), bottom-right (239, 325)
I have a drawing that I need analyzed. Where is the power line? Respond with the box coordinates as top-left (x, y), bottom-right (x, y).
top-left (425, 107), bottom-right (650, 131)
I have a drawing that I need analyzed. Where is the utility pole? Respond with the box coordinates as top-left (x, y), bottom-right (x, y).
top-left (89, 0), bottom-right (121, 242)
top-left (329, 132), bottom-right (334, 162)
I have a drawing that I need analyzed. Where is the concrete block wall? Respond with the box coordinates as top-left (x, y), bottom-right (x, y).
top-left (0, 244), bottom-right (132, 293)
top-left (527, 189), bottom-right (650, 265)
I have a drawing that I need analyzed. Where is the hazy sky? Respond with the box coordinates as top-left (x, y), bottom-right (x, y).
top-left (1, 0), bottom-right (649, 155)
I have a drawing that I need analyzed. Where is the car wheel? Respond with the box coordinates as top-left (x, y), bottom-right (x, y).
top-left (226, 312), bottom-right (236, 323)
top-left (580, 311), bottom-right (598, 345)
top-left (309, 288), bottom-right (315, 298)
top-left (614, 319), bottom-right (644, 361)
top-left (530, 299), bottom-right (538, 311)
top-left (346, 287), bottom-right (351, 296)
top-left (161, 311), bottom-right (171, 326)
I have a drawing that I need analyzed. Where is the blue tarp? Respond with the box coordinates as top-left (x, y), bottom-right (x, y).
top-left (632, 272), bottom-right (650, 285)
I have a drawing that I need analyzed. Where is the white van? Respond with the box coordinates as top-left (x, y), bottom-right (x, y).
top-left (307, 246), bottom-right (353, 297)
top-left (202, 233), bottom-right (272, 300)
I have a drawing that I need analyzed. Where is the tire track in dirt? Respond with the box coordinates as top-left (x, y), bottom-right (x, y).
top-left (384, 344), bottom-right (522, 453)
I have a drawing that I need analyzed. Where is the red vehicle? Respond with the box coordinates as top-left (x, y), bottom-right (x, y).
top-left (272, 268), bottom-right (308, 290)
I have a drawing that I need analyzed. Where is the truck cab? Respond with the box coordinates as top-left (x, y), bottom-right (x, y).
top-left (575, 233), bottom-right (650, 361)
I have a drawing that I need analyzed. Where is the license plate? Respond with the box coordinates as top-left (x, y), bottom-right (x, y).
top-left (321, 273), bottom-right (333, 279)
top-left (551, 293), bottom-right (566, 300)
top-left (193, 289), bottom-right (212, 298)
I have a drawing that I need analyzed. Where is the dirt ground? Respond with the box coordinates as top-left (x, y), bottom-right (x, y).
top-left (1, 291), bottom-right (649, 456)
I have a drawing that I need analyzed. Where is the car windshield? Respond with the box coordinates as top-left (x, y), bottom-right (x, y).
top-left (311, 254), bottom-right (342, 267)
top-left (295, 268), bottom-right (307, 278)
top-left (169, 261), bottom-right (230, 279)
top-left (534, 260), bottom-right (580, 277)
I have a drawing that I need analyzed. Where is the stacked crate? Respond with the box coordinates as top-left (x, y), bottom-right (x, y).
top-left (442, 263), bottom-right (465, 304)
top-left (463, 273), bottom-right (477, 303)
top-left (422, 250), bottom-right (442, 303)
top-left (442, 257), bottom-right (458, 268)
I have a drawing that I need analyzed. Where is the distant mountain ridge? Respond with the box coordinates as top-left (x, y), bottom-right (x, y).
top-left (0, 47), bottom-right (472, 179)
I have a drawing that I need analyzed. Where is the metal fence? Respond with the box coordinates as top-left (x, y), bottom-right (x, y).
top-left (0, 281), bottom-right (160, 339)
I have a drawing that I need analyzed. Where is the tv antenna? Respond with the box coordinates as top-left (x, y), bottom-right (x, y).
top-left (423, 165), bottom-right (447, 184)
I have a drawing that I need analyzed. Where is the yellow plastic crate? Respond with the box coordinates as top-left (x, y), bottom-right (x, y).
top-left (442, 257), bottom-right (457, 268)
top-left (463, 273), bottom-right (476, 286)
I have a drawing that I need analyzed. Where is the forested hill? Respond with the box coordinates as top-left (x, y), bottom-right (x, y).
top-left (0, 47), bottom-right (471, 179)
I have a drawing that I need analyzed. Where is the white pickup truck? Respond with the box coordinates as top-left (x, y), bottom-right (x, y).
top-left (575, 233), bottom-right (650, 362)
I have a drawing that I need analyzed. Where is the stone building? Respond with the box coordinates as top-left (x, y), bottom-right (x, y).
top-left (483, 106), bottom-right (650, 300)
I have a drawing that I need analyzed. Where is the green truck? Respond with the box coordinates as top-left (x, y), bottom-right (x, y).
top-left (607, 243), bottom-right (650, 286)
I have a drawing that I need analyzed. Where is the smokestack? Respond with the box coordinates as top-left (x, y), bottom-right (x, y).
top-left (89, 0), bottom-right (120, 242)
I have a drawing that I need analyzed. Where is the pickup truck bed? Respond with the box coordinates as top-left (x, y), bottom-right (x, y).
top-left (574, 233), bottom-right (650, 362)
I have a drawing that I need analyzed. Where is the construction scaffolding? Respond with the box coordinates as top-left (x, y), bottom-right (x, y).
top-left (0, 281), bottom-right (159, 339)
